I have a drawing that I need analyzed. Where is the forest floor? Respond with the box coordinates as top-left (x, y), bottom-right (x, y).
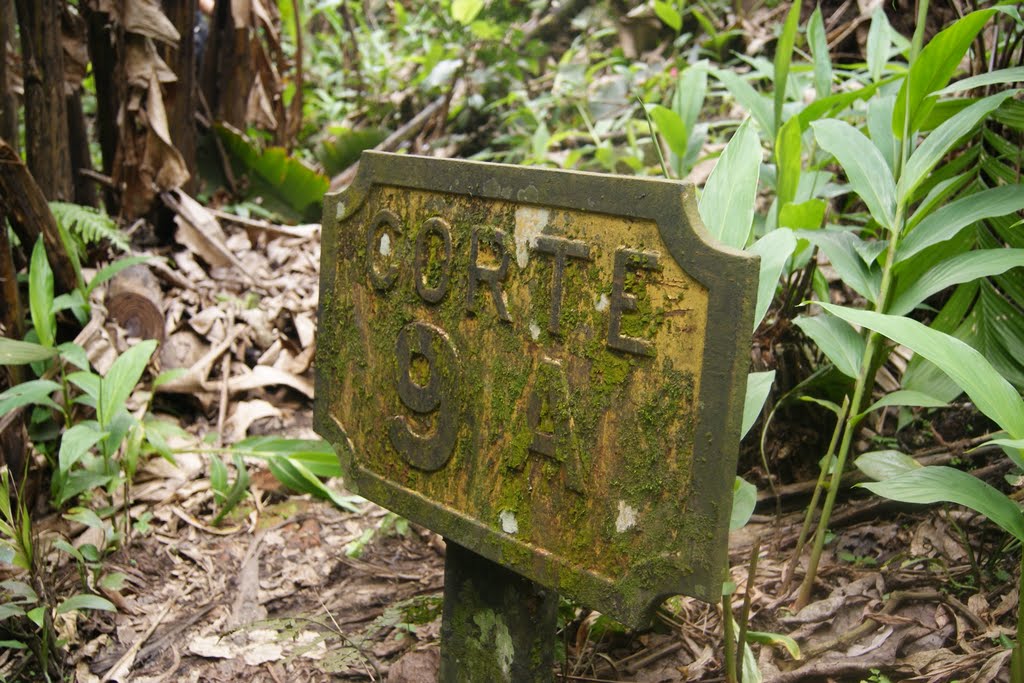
top-left (46, 205), bottom-right (1020, 683)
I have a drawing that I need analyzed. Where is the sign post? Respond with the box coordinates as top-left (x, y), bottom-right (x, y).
top-left (316, 152), bottom-right (757, 680)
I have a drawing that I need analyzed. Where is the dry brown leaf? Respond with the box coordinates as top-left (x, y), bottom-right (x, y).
top-left (245, 74), bottom-right (278, 130)
top-left (124, 36), bottom-right (177, 87)
top-left (123, 0), bottom-right (181, 45)
top-left (227, 399), bottom-right (281, 442)
top-left (227, 365), bottom-right (314, 398)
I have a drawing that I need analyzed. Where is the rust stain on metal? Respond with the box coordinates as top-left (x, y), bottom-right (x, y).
top-left (315, 152), bottom-right (758, 628)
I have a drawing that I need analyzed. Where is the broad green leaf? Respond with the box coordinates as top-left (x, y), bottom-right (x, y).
top-left (798, 78), bottom-right (894, 130)
top-left (215, 125), bottom-right (329, 219)
top-left (85, 256), bottom-right (153, 297)
top-left (316, 126), bottom-right (389, 176)
top-left (29, 237), bottom-right (55, 348)
top-left (890, 248), bottom-right (1024, 316)
top-left (0, 379), bottom-right (61, 415)
top-left (648, 105), bottom-right (688, 157)
top-left (699, 118), bottom-right (761, 250)
top-left (812, 119), bottom-right (896, 229)
top-left (675, 63), bottom-right (708, 140)
top-left (0, 338), bottom-right (58, 365)
top-left (59, 423), bottom-right (107, 474)
top-left (775, 116), bottom-right (802, 209)
top-left (773, 2), bottom-right (802, 133)
top-left (892, 9), bottom-right (996, 136)
top-left (900, 185), bottom-right (1024, 260)
top-left (779, 199), bottom-right (826, 230)
top-left (867, 95), bottom-right (897, 172)
top-left (56, 593), bottom-right (117, 615)
top-left (153, 368), bottom-right (187, 388)
top-left (991, 437), bottom-right (1024, 450)
top-left (57, 342), bottom-right (90, 371)
top-left (1, 580), bottom-right (38, 603)
top-left (68, 371), bottom-right (101, 403)
top-left (906, 172), bottom-right (973, 231)
top-left (450, 0), bottom-right (484, 24)
top-left (98, 340), bottom-right (157, 428)
top-left (653, 0), bottom-right (682, 31)
top-left (794, 315), bottom-right (865, 379)
top-left (863, 389), bottom-right (948, 414)
top-left (742, 370), bottom-right (775, 438)
top-left (746, 631), bottom-right (802, 660)
top-left (233, 437), bottom-right (342, 479)
top-left (748, 228), bottom-right (797, 330)
top-left (897, 91), bottom-right (1017, 203)
top-left (0, 604), bottom-right (26, 620)
top-left (99, 572), bottom-right (127, 591)
top-left (26, 607), bottom-right (44, 627)
top-left (866, 8), bottom-right (891, 83)
top-left (57, 470), bottom-right (114, 506)
top-left (266, 456), bottom-right (361, 512)
top-left (64, 507), bottom-right (107, 530)
top-left (807, 6), bottom-right (832, 99)
top-left (819, 303), bottom-right (1024, 438)
top-left (935, 67), bottom-right (1024, 96)
top-left (855, 450), bottom-right (922, 480)
top-left (800, 230), bottom-right (881, 303)
top-left (730, 476), bottom-right (757, 530)
top-left (712, 69), bottom-right (773, 134)
top-left (860, 465), bottom-right (1024, 542)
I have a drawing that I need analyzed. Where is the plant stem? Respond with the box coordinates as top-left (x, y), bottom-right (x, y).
top-left (796, 197), bottom-right (906, 609)
top-left (722, 592), bottom-right (738, 683)
top-left (784, 395), bottom-right (848, 592)
top-left (736, 538), bottom-right (761, 683)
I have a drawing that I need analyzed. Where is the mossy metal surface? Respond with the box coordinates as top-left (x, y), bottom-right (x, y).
top-left (315, 152), bottom-right (758, 628)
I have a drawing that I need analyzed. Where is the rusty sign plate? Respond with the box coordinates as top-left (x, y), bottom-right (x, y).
top-left (315, 152), bottom-right (757, 628)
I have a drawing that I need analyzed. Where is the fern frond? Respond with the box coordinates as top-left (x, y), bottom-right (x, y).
top-left (48, 202), bottom-right (130, 253)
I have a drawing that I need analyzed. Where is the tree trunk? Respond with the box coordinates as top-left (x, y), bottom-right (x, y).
top-left (15, 0), bottom-right (72, 201)
top-left (67, 91), bottom-right (97, 207)
top-left (200, 0), bottom-right (253, 128)
top-left (0, 0), bottom-right (18, 151)
top-left (162, 0), bottom-right (199, 193)
top-left (0, 139), bottom-right (78, 295)
top-left (84, 5), bottom-right (120, 212)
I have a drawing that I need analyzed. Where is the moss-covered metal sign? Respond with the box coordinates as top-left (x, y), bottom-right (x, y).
top-left (315, 152), bottom-right (757, 628)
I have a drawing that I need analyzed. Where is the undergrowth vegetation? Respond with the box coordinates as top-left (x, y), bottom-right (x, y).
top-left (1, 0), bottom-right (1023, 680)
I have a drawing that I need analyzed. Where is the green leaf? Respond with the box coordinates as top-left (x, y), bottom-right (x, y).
top-left (59, 423), bottom-right (107, 474)
top-left (711, 69), bottom-right (773, 135)
top-left (748, 228), bottom-right (797, 330)
top-left (0, 338), bottom-right (58, 365)
top-left (85, 256), bottom-right (153, 297)
top-left (215, 125), bottom-right (329, 219)
top-left (746, 631), bottom-right (802, 660)
top-left (897, 91), bottom-right (1017, 203)
top-left (653, 0), bottom-right (682, 31)
top-left (866, 8), bottom-right (891, 83)
top-left (0, 379), bottom-right (61, 415)
top-left (675, 62), bottom-right (708, 140)
top-left (209, 455), bottom-right (228, 502)
top-left (795, 314), bottom-right (866, 378)
top-left (68, 371), bottom-right (101, 404)
top-left (648, 105), bottom-right (688, 157)
top-left (0, 603), bottom-right (26, 620)
top-left (64, 507), bottom-right (107, 530)
top-left (233, 437), bottom-right (342, 479)
top-left (775, 116), bottom-right (802, 209)
top-left (807, 6), bottom-right (833, 99)
top-left (26, 607), bottom-right (45, 627)
top-left (900, 185), bottom-right (1024, 261)
top-left (57, 470), bottom-right (114, 506)
top-left (892, 9), bottom-right (996, 136)
top-left (316, 126), bottom-right (389, 176)
top-left (773, 1), bottom-right (802, 133)
top-left (99, 572), bottom-right (127, 591)
top-left (98, 340), bottom-right (157, 428)
top-left (800, 230), bottom-right (881, 303)
top-left (890, 248), bottom-right (1024, 316)
top-left (730, 476), bottom-right (758, 530)
top-left (742, 370), bottom-right (775, 439)
top-left (812, 119), bottom-right (896, 229)
top-left (863, 389), bottom-right (948, 414)
top-left (450, 0), bottom-right (484, 24)
top-left (1, 580), bottom-right (38, 603)
top-left (867, 95), bottom-right (897, 172)
top-left (936, 67), bottom-right (1024, 96)
top-left (699, 119), bottom-right (762, 250)
top-left (56, 593), bottom-right (117, 615)
top-left (779, 199), bottom-right (826, 230)
top-left (266, 457), bottom-right (361, 512)
top-left (29, 237), bottom-right (55, 348)
top-left (57, 342), bottom-right (90, 371)
top-left (861, 465), bottom-right (1024, 542)
top-left (819, 303), bottom-right (1024, 438)
top-left (855, 450), bottom-right (922, 480)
